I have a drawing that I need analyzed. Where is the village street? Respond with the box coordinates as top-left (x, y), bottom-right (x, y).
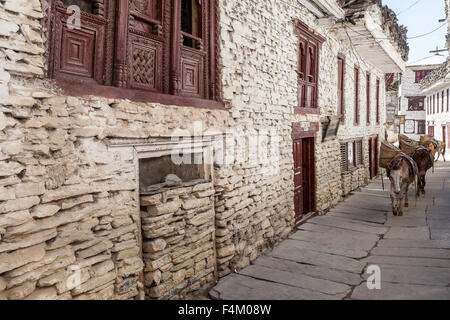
top-left (209, 162), bottom-right (450, 300)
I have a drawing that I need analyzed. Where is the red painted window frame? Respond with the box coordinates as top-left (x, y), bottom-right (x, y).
top-left (417, 120), bottom-right (426, 134)
top-left (354, 65), bottom-right (360, 125)
top-left (447, 89), bottom-right (450, 112)
top-left (295, 20), bottom-right (325, 115)
top-left (45, 0), bottom-right (222, 110)
top-left (337, 54), bottom-right (345, 121)
top-left (415, 70), bottom-right (432, 83)
top-left (433, 94), bottom-right (436, 114)
top-left (406, 96), bottom-right (425, 111)
top-left (340, 138), bottom-right (364, 173)
top-left (376, 78), bottom-right (380, 124)
top-left (366, 72), bottom-right (370, 125)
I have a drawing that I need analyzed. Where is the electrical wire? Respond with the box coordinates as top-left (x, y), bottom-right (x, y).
top-left (396, 0), bottom-right (424, 16)
top-left (407, 23), bottom-right (448, 39)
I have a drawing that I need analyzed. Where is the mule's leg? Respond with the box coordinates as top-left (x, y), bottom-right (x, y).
top-left (398, 195), bottom-right (404, 216)
top-left (422, 176), bottom-right (426, 195)
top-left (390, 195), bottom-right (397, 216)
top-left (404, 184), bottom-right (409, 209)
top-left (416, 176), bottom-right (421, 197)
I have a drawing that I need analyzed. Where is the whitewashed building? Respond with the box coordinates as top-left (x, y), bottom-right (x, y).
top-left (0, 0), bottom-right (407, 300)
top-left (398, 55), bottom-right (446, 140)
top-left (419, 0), bottom-right (450, 160)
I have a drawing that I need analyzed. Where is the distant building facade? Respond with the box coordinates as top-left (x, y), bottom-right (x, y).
top-left (398, 55), bottom-right (446, 141)
top-left (418, 0), bottom-right (450, 160)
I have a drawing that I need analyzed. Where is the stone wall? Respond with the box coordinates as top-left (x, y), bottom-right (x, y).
top-left (140, 181), bottom-right (216, 299)
top-left (0, 0), bottom-right (398, 300)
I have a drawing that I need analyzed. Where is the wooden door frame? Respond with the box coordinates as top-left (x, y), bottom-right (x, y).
top-left (292, 122), bottom-right (318, 224)
top-left (369, 134), bottom-right (379, 179)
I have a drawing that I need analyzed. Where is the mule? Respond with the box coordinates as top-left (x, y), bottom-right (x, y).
top-left (435, 141), bottom-right (446, 162)
top-left (412, 147), bottom-right (434, 196)
top-left (386, 156), bottom-right (416, 216)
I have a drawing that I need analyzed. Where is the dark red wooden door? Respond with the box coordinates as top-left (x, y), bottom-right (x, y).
top-left (374, 136), bottom-right (379, 177)
top-left (443, 126), bottom-right (447, 147)
top-left (293, 137), bottom-right (315, 223)
top-left (293, 139), bottom-right (303, 222)
top-left (302, 138), bottom-right (315, 214)
top-left (428, 126), bottom-right (435, 137)
top-left (369, 137), bottom-right (379, 179)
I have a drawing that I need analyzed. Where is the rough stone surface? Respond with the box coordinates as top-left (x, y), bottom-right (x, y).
top-left (209, 163), bottom-right (450, 300)
top-left (0, 0), bottom-right (403, 300)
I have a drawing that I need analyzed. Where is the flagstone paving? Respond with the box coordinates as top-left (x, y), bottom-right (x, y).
top-left (209, 162), bottom-right (450, 300)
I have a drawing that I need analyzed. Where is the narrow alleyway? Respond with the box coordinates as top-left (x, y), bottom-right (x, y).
top-left (209, 162), bottom-right (450, 300)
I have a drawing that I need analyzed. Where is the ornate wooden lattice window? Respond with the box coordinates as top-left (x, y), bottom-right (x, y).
top-left (46, 0), bottom-right (219, 107)
top-left (407, 96), bottom-right (425, 111)
top-left (295, 20), bottom-right (325, 114)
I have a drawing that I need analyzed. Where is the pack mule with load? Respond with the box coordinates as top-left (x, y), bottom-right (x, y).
top-left (380, 141), bottom-right (418, 216)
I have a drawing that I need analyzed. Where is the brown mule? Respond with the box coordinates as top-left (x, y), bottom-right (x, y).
top-left (386, 156), bottom-right (417, 217)
top-left (412, 147), bottom-right (434, 196)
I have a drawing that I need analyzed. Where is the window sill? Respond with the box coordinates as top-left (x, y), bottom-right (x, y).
top-left (294, 107), bottom-right (320, 115)
top-left (57, 81), bottom-right (225, 110)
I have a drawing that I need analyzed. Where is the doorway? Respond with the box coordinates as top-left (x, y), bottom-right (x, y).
top-left (443, 125), bottom-right (447, 147)
top-left (293, 137), bottom-right (315, 224)
top-left (369, 136), bottom-right (379, 179)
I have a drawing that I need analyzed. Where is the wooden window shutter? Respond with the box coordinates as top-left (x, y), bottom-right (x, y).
top-left (340, 143), bottom-right (348, 172)
top-left (337, 55), bottom-right (345, 119)
top-left (447, 89), bottom-right (450, 112)
top-left (354, 66), bottom-right (359, 125)
top-left (366, 73), bottom-right (370, 124)
top-left (376, 78), bottom-right (380, 123)
top-left (298, 38), bottom-right (307, 109)
top-left (355, 140), bottom-right (361, 165)
top-left (49, 0), bottom-right (110, 85)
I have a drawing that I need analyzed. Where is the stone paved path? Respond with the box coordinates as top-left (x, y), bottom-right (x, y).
top-left (209, 162), bottom-right (450, 300)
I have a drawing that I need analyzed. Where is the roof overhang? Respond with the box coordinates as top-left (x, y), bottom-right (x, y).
top-left (298, 0), bottom-right (345, 19)
top-left (421, 74), bottom-right (450, 94)
top-left (335, 11), bottom-right (406, 73)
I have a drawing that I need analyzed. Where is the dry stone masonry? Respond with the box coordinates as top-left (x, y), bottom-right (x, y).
top-left (140, 181), bottom-right (216, 299)
top-left (0, 0), bottom-right (407, 299)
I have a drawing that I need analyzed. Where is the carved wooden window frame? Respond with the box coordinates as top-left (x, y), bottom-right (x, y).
top-left (45, 0), bottom-right (222, 110)
top-left (294, 20), bottom-right (325, 115)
